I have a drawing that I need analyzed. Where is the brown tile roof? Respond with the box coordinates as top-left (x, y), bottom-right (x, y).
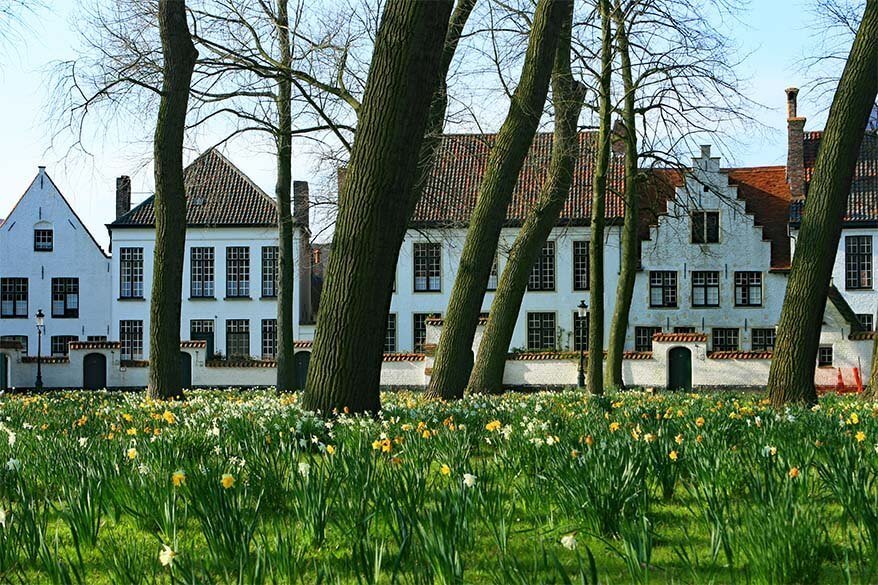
top-left (653, 332), bottom-right (707, 343)
top-left (793, 131), bottom-right (878, 225)
top-left (109, 150), bottom-right (281, 228)
top-left (21, 356), bottom-right (69, 364)
top-left (383, 353), bottom-right (425, 362)
top-left (726, 167), bottom-right (793, 270)
top-left (850, 331), bottom-right (876, 340)
top-left (411, 132), bottom-right (636, 227)
top-left (708, 350), bottom-right (772, 360)
top-left (207, 359), bottom-right (277, 368)
top-left (180, 340), bottom-right (207, 349)
top-left (69, 341), bottom-right (121, 350)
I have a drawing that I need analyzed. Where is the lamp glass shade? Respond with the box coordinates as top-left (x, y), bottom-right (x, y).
top-left (35, 310), bottom-right (44, 327)
top-left (577, 301), bottom-right (588, 318)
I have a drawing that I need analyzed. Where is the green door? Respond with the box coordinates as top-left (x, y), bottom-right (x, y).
top-left (294, 352), bottom-right (310, 389)
top-left (668, 347), bottom-right (692, 391)
top-left (0, 354), bottom-right (7, 391)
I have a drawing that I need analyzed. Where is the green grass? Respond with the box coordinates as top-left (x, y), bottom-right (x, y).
top-left (0, 388), bottom-right (876, 583)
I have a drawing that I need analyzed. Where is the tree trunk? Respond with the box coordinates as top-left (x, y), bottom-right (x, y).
top-left (146, 0), bottom-right (198, 400)
top-left (605, 1), bottom-right (637, 391)
top-left (768, 1), bottom-right (878, 407)
top-left (425, 0), bottom-right (567, 401)
top-left (275, 0), bottom-right (297, 392)
top-left (302, 0), bottom-right (454, 415)
top-left (467, 3), bottom-right (583, 395)
top-left (870, 333), bottom-right (878, 393)
top-left (585, 0), bottom-right (613, 396)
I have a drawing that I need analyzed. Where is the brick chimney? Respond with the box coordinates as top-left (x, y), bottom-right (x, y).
top-left (785, 88), bottom-right (806, 200)
top-left (115, 176), bottom-right (131, 219)
top-left (293, 181), bottom-right (309, 229)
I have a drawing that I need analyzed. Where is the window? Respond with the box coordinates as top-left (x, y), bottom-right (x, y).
top-left (50, 335), bottom-right (77, 357)
top-left (262, 246), bottom-right (279, 298)
top-left (486, 256), bottom-right (499, 291)
top-left (119, 320), bottom-right (143, 361)
top-left (735, 272), bottom-right (763, 306)
top-left (691, 211), bottom-right (720, 244)
top-left (0, 278), bottom-right (28, 318)
top-left (711, 328), bottom-right (739, 351)
top-left (261, 319), bottom-right (277, 360)
top-left (751, 328), bottom-right (776, 351)
top-left (526, 312), bottom-right (556, 350)
top-left (86, 335), bottom-right (107, 342)
top-left (573, 241), bottom-right (589, 291)
top-left (674, 326), bottom-right (696, 333)
top-left (818, 346), bottom-right (833, 367)
top-left (226, 247), bottom-right (250, 297)
top-left (51, 278), bottom-right (79, 318)
top-left (34, 228), bottom-right (53, 251)
top-left (573, 312), bottom-right (588, 351)
top-left (1, 335), bottom-right (27, 355)
top-left (226, 319), bottom-right (250, 358)
top-left (385, 314), bottom-right (397, 352)
top-left (413, 313), bottom-right (438, 352)
top-left (119, 248), bottom-right (144, 299)
top-left (190, 247), bottom-right (214, 298)
top-left (528, 241), bottom-right (555, 291)
top-left (413, 243), bottom-right (441, 292)
top-left (634, 326), bottom-right (662, 352)
top-left (191, 320), bottom-right (214, 335)
top-left (845, 236), bottom-right (873, 289)
top-left (649, 271), bottom-right (677, 307)
top-left (857, 313), bottom-right (874, 331)
top-left (691, 271), bottom-right (720, 307)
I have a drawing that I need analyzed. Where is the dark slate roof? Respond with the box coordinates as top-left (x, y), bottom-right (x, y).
top-left (791, 131), bottom-right (878, 225)
top-left (109, 150), bottom-right (279, 228)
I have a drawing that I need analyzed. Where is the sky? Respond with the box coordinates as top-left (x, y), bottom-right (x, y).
top-left (0, 0), bottom-right (834, 250)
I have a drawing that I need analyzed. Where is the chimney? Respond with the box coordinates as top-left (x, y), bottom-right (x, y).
top-left (785, 88), bottom-right (806, 200)
top-left (116, 176), bottom-right (131, 219)
top-left (293, 181), bottom-right (310, 229)
top-left (611, 118), bottom-right (627, 155)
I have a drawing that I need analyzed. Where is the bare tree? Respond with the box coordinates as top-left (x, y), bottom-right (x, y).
top-left (768, 0), bottom-right (878, 406)
top-left (147, 0), bottom-right (198, 399)
top-left (425, 0), bottom-right (568, 401)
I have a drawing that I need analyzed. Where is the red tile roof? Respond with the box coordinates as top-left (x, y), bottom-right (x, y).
top-left (708, 350), bottom-right (772, 360)
top-left (725, 166), bottom-right (793, 270)
top-left (509, 350), bottom-right (652, 360)
top-left (653, 332), bottom-right (707, 343)
top-left (793, 130), bottom-right (878, 225)
top-left (110, 150), bottom-right (282, 228)
top-left (849, 331), bottom-right (876, 340)
top-left (69, 341), bottom-right (121, 350)
top-left (412, 132), bottom-right (634, 226)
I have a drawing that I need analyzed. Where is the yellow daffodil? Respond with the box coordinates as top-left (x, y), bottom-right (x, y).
top-left (856, 431), bottom-right (866, 443)
top-left (788, 467), bottom-right (799, 479)
top-left (127, 447), bottom-right (137, 460)
top-left (162, 410), bottom-right (176, 424)
top-left (669, 450), bottom-right (678, 461)
top-left (440, 464), bottom-right (451, 476)
top-left (325, 444), bottom-right (336, 455)
top-left (172, 470), bottom-right (186, 487)
top-left (485, 420), bottom-right (502, 432)
top-left (696, 417), bottom-right (705, 427)
top-left (221, 474), bottom-right (235, 489)
top-left (609, 422), bottom-right (621, 433)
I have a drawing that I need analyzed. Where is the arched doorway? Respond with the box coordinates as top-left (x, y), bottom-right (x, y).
top-left (294, 351), bottom-right (310, 389)
top-left (667, 347), bottom-right (692, 391)
top-left (83, 353), bottom-right (107, 390)
top-left (179, 352), bottom-right (192, 390)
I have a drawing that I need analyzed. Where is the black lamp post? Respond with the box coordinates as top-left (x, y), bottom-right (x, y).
top-left (577, 299), bottom-right (587, 388)
top-left (35, 309), bottom-right (44, 391)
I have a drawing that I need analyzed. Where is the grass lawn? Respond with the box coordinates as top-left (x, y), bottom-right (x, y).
top-left (0, 388), bottom-right (876, 583)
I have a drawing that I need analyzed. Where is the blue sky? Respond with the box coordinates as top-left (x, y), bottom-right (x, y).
top-left (0, 1), bottom-right (834, 248)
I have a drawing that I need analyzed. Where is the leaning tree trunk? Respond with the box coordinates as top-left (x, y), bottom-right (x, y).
top-left (585, 0), bottom-right (613, 396)
top-left (425, 0), bottom-right (566, 401)
top-left (870, 333), bottom-right (878, 393)
top-left (147, 0), bottom-right (198, 400)
top-left (467, 3), bottom-right (584, 395)
top-left (302, 1), bottom-right (453, 415)
top-left (275, 0), bottom-right (297, 392)
top-left (768, 1), bottom-right (878, 407)
top-left (605, 1), bottom-right (637, 391)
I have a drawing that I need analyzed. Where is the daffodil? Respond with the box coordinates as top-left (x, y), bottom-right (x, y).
top-left (560, 533), bottom-right (577, 550)
top-left (159, 544), bottom-right (177, 567)
top-left (127, 447), bottom-right (138, 460)
top-left (856, 431), bottom-right (866, 443)
top-left (463, 473), bottom-right (477, 488)
top-left (485, 420), bottom-right (502, 432)
top-left (221, 473), bottom-right (235, 489)
top-left (440, 464), bottom-right (451, 476)
top-left (171, 470), bottom-right (186, 487)
top-left (669, 450), bottom-right (678, 461)
top-left (788, 467), bottom-right (800, 479)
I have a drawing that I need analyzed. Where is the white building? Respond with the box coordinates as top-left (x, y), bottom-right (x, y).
top-left (107, 150), bottom-right (313, 380)
top-left (390, 134), bottom-right (800, 357)
top-left (0, 167), bottom-right (112, 364)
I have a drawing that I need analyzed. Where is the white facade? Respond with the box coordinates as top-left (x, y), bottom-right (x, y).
top-left (790, 226), bottom-right (877, 332)
top-left (108, 225), bottom-right (308, 360)
top-left (0, 168), bottom-right (112, 357)
top-left (632, 147), bottom-right (788, 351)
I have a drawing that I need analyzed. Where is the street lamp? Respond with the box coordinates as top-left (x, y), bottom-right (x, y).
top-left (577, 299), bottom-right (587, 389)
top-left (35, 309), bottom-right (45, 391)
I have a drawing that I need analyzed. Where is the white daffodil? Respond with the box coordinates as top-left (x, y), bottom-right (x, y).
top-left (560, 534), bottom-right (577, 550)
top-left (159, 544), bottom-right (177, 567)
top-left (463, 473), bottom-right (477, 488)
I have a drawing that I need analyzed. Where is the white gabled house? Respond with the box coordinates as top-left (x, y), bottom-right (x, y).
top-left (107, 150), bottom-right (314, 378)
top-left (0, 167), bottom-right (112, 368)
